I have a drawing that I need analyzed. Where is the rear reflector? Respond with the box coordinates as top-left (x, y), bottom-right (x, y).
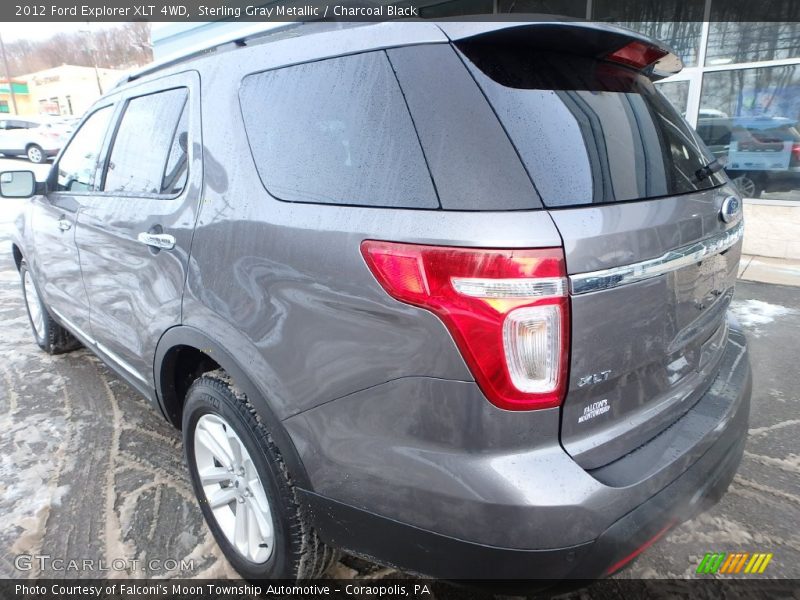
top-left (606, 41), bottom-right (669, 70)
top-left (604, 521), bottom-right (676, 575)
top-left (361, 241), bottom-right (569, 411)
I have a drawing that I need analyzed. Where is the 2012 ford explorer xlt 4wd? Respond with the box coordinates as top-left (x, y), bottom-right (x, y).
top-left (2, 21), bottom-right (751, 581)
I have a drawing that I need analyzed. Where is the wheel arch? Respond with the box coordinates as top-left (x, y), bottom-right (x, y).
top-left (11, 243), bottom-right (23, 271)
top-left (154, 325), bottom-right (312, 490)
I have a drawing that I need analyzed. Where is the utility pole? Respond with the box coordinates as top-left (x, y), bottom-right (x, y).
top-left (81, 25), bottom-right (103, 95)
top-left (0, 30), bottom-right (18, 115)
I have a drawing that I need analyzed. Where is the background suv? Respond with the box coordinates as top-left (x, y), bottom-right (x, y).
top-left (0, 117), bottom-right (70, 163)
top-left (3, 21), bottom-right (750, 582)
top-left (696, 115), bottom-right (800, 197)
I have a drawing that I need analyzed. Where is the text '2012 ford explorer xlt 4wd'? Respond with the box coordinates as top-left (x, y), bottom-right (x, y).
top-left (3, 20), bottom-right (750, 582)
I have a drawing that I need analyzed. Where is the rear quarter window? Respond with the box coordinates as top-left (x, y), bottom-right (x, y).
top-left (239, 51), bottom-right (438, 209)
top-left (457, 42), bottom-right (726, 208)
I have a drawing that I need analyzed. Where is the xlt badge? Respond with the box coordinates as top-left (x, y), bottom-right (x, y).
top-left (577, 370), bottom-right (611, 387)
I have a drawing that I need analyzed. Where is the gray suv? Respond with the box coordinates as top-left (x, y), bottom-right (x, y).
top-left (2, 21), bottom-right (751, 581)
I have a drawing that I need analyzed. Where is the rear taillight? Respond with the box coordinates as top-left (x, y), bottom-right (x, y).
top-left (361, 241), bottom-right (569, 411)
top-left (791, 143), bottom-right (800, 162)
top-left (606, 41), bottom-right (669, 70)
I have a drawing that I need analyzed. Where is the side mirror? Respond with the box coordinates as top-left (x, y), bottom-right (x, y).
top-left (0, 171), bottom-right (36, 198)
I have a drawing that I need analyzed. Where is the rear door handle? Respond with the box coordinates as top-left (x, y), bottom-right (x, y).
top-left (137, 232), bottom-right (176, 250)
top-left (57, 218), bottom-right (72, 231)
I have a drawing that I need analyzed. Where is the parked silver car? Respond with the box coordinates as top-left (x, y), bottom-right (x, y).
top-left (0, 117), bottom-right (69, 163)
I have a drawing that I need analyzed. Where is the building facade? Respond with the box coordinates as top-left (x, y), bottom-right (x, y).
top-left (23, 65), bottom-right (126, 118)
top-left (0, 79), bottom-right (35, 115)
top-left (1, 65), bottom-right (126, 119)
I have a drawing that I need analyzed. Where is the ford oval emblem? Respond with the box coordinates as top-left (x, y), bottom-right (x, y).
top-left (720, 196), bottom-right (741, 223)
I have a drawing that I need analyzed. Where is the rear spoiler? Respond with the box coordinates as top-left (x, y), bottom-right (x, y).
top-left (435, 19), bottom-right (683, 81)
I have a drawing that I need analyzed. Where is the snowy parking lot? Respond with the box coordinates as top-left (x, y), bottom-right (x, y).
top-left (0, 187), bottom-right (798, 583)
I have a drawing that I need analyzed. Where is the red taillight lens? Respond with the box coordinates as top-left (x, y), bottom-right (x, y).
top-left (791, 143), bottom-right (800, 161)
top-left (361, 241), bottom-right (569, 411)
top-left (606, 41), bottom-right (668, 70)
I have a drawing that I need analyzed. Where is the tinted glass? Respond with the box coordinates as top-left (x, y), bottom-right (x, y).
top-left (240, 51), bottom-right (438, 209)
top-left (388, 44), bottom-right (540, 210)
top-left (103, 88), bottom-right (187, 195)
top-left (56, 106), bottom-right (113, 192)
top-left (657, 80), bottom-right (690, 115)
top-left (458, 43), bottom-right (725, 207)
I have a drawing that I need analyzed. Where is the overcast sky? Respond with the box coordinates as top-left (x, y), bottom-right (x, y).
top-left (0, 22), bottom-right (130, 43)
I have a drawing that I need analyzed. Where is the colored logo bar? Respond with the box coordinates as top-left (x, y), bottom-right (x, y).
top-left (696, 552), bottom-right (773, 574)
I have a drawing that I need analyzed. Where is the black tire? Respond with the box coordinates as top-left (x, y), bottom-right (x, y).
top-left (182, 371), bottom-right (337, 580)
top-left (26, 144), bottom-right (46, 164)
top-left (19, 259), bottom-right (82, 354)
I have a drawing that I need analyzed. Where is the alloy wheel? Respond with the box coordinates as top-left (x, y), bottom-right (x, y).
top-left (732, 175), bottom-right (756, 198)
top-left (193, 413), bottom-right (275, 563)
top-left (23, 270), bottom-right (45, 340)
top-left (27, 146), bottom-right (43, 163)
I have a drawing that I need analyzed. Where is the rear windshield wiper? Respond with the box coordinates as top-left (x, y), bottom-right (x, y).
top-left (696, 159), bottom-right (724, 181)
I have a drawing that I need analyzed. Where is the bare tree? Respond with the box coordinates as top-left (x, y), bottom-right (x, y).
top-left (4, 23), bottom-right (152, 76)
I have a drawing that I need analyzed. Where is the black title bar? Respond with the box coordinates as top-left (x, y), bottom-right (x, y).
top-left (5, 0), bottom-right (800, 22)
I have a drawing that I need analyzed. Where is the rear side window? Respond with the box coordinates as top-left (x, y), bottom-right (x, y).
top-left (457, 42), bottom-right (726, 207)
top-left (239, 51), bottom-right (438, 209)
top-left (103, 88), bottom-right (188, 196)
top-left (387, 44), bottom-right (541, 210)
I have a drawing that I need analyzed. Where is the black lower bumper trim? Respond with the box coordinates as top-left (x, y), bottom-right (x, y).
top-left (299, 489), bottom-right (592, 580)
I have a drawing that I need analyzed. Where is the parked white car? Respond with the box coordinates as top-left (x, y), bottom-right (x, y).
top-left (0, 117), bottom-right (70, 163)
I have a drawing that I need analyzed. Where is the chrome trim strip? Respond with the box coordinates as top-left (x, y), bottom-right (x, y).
top-left (451, 277), bottom-right (566, 299)
top-left (50, 307), bottom-right (148, 385)
top-left (96, 342), bottom-right (149, 384)
top-left (50, 308), bottom-right (96, 345)
top-left (569, 220), bottom-right (744, 295)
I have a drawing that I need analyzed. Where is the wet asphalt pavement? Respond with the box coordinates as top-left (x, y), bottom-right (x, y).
top-left (0, 209), bottom-right (798, 585)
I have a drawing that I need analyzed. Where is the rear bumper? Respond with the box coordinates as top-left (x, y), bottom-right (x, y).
top-left (301, 408), bottom-right (746, 579)
top-left (291, 325), bottom-right (751, 579)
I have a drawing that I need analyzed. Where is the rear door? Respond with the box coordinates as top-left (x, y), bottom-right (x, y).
top-left (75, 71), bottom-right (200, 387)
top-left (452, 28), bottom-right (742, 469)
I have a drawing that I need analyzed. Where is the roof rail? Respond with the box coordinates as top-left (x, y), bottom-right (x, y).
top-left (114, 22), bottom-right (300, 89)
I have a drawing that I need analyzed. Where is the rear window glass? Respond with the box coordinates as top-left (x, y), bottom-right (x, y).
top-left (457, 42), bottom-right (726, 208)
top-left (239, 51), bottom-right (438, 209)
